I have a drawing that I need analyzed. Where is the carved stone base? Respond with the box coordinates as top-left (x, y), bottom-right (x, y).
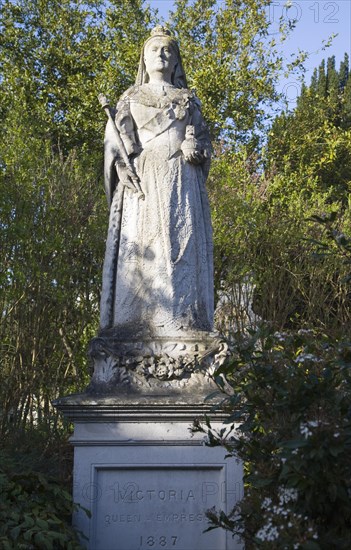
top-left (53, 330), bottom-right (242, 550)
top-left (87, 331), bottom-right (228, 396)
top-left (53, 397), bottom-right (243, 550)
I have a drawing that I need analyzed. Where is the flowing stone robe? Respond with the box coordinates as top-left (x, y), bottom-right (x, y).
top-left (100, 83), bottom-right (213, 339)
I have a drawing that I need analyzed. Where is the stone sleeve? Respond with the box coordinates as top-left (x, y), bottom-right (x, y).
top-left (115, 98), bottom-right (140, 157)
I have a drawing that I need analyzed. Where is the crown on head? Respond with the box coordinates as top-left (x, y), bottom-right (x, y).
top-left (150, 25), bottom-right (172, 38)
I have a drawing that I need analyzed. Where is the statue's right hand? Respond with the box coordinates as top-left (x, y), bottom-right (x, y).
top-left (116, 163), bottom-right (138, 191)
top-left (115, 162), bottom-right (144, 199)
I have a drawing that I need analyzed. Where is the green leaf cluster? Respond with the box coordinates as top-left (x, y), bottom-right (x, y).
top-left (0, 451), bottom-right (84, 549)
top-left (0, 146), bottom-right (105, 434)
top-left (197, 327), bottom-right (351, 549)
top-left (210, 148), bottom-right (351, 337)
top-left (0, 0), bottom-right (153, 155)
top-left (170, 0), bottom-right (286, 145)
top-left (266, 54), bottom-right (351, 203)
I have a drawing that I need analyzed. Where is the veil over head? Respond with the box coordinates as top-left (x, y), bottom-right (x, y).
top-left (135, 26), bottom-right (188, 89)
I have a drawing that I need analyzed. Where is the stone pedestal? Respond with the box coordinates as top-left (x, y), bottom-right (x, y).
top-left (55, 395), bottom-right (242, 550)
top-left (54, 332), bottom-right (243, 549)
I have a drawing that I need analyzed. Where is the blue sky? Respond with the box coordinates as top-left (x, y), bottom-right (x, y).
top-left (148, 0), bottom-right (351, 107)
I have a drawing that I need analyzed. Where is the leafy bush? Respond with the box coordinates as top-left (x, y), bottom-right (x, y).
top-left (210, 150), bottom-right (351, 337)
top-left (0, 450), bottom-right (85, 549)
top-left (195, 326), bottom-right (351, 549)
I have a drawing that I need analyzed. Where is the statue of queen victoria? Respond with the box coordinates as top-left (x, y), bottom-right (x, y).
top-left (99, 26), bottom-right (214, 341)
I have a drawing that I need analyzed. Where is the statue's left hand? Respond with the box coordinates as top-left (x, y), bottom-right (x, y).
top-left (184, 150), bottom-right (203, 165)
top-left (181, 137), bottom-right (204, 165)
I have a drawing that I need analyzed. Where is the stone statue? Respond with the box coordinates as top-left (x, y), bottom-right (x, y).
top-left (88, 27), bottom-right (228, 392)
top-left (54, 32), bottom-right (235, 550)
top-left (100, 26), bottom-right (214, 339)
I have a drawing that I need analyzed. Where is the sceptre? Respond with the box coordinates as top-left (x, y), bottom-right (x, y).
top-left (98, 94), bottom-right (145, 200)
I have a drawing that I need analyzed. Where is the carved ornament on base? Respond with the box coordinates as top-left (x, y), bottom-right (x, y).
top-left (88, 333), bottom-right (228, 394)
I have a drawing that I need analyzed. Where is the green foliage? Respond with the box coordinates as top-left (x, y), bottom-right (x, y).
top-left (0, 450), bottom-right (85, 549)
top-left (0, 0), bottom-right (154, 155)
top-left (168, 0), bottom-right (292, 145)
top-left (307, 211), bottom-right (351, 283)
top-left (196, 327), bottom-right (351, 549)
top-left (209, 149), bottom-right (351, 337)
top-left (266, 54), bottom-right (351, 202)
top-left (0, 144), bottom-right (104, 433)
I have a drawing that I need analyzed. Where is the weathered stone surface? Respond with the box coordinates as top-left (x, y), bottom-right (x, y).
top-left (53, 401), bottom-right (243, 550)
top-left (87, 331), bottom-right (228, 395)
top-left (100, 26), bottom-right (213, 339)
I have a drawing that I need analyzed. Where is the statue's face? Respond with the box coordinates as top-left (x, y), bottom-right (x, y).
top-left (144, 37), bottom-right (177, 81)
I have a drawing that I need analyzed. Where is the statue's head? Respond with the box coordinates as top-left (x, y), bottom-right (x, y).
top-left (136, 26), bottom-right (187, 88)
top-left (144, 26), bottom-right (175, 48)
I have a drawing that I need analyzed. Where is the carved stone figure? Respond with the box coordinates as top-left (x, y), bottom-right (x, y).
top-left (100, 26), bottom-right (213, 339)
top-left (87, 27), bottom-right (227, 393)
